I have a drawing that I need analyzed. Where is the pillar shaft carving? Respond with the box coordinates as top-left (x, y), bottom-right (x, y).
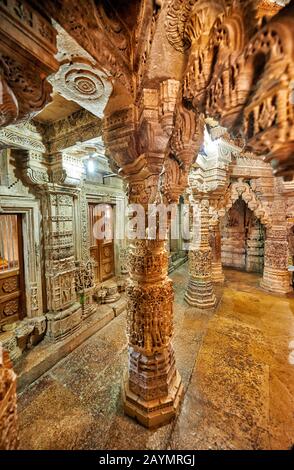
top-left (185, 197), bottom-right (216, 309)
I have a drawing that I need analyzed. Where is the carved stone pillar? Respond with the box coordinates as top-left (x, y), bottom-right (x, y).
top-left (261, 226), bottom-right (293, 294)
top-left (209, 220), bottom-right (225, 283)
top-left (185, 197), bottom-right (216, 308)
top-left (41, 186), bottom-right (82, 341)
top-left (103, 82), bottom-right (200, 428)
top-left (0, 350), bottom-right (18, 450)
top-left (123, 181), bottom-right (183, 428)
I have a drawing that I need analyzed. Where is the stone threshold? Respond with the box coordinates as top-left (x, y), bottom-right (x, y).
top-left (15, 297), bottom-right (127, 393)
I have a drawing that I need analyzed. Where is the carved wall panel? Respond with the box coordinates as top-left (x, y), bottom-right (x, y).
top-left (42, 190), bottom-right (76, 311)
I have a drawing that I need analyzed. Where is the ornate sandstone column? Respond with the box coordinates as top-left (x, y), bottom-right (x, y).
top-left (185, 196), bottom-right (216, 309)
top-left (209, 220), bottom-right (225, 283)
top-left (261, 225), bottom-right (292, 294)
top-left (123, 180), bottom-right (183, 427)
top-left (261, 179), bottom-right (293, 294)
top-left (102, 82), bottom-right (188, 427)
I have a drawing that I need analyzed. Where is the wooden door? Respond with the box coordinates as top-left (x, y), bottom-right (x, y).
top-left (0, 214), bottom-right (25, 327)
top-left (88, 203), bottom-right (115, 283)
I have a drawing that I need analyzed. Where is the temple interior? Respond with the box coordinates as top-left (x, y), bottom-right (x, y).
top-left (1, 0), bottom-right (294, 451)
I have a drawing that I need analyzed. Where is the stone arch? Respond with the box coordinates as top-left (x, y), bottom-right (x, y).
top-left (211, 179), bottom-right (271, 227)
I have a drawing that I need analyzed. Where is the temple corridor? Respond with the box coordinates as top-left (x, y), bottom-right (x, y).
top-left (17, 265), bottom-right (294, 450)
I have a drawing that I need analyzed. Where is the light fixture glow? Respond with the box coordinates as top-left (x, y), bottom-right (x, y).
top-left (203, 127), bottom-right (219, 156)
top-left (87, 158), bottom-right (95, 174)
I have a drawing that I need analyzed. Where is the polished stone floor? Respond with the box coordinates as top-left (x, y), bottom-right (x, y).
top-left (18, 266), bottom-right (294, 450)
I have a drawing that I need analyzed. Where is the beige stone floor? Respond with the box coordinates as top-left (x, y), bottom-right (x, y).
top-left (17, 266), bottom-right (294, 450)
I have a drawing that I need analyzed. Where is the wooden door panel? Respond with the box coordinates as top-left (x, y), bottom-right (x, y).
top-left (0, 270), bottom-right (23, 326)
top-left (100, 242), bottom-right (114, 282)
top-left (0, 214), bottom-right (25, 326)
top-left (88, 203), bottom-right (115, 283)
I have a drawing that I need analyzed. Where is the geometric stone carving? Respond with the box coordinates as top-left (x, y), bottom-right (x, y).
top-left (41, 188), bottom-right (82, 342)
top-left (0, 121), bottom-right (46, 152)
top-left (36, 109), bottom-right (102, 154)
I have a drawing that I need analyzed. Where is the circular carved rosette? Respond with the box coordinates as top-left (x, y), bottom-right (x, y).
top-left (51, 61), bottom-right (112, 118)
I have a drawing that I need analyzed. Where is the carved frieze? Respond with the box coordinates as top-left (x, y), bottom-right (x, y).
top-left (37, 109), bottom-right (102, 154)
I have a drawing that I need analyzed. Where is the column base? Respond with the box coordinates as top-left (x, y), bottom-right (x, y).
top-left (260, 268), bottom-right (293, 295)
top-left (185, 278), bottom-right (216, 309)
top-left (123, 371), bottom-right (183, 429)
top-left (45, 302), bottom-right (82, 342)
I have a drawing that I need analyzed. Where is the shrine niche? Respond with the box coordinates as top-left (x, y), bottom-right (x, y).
top-left (221, 199), bottom-right (265, 274)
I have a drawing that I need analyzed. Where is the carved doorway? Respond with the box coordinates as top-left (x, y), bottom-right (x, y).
top-left (88, 203), bottom-right (115, 283)
top-left (0, 214), bottom-right (26, 327)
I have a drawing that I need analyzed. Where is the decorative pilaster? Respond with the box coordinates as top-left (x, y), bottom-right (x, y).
top-left (41, 185), bottom-right (83, 341)
top-left (261, 226), bottom-right (293, 294)
top-left (209, 220), bottom-right (225, 283)
top-left (185, 198), bottom-right (216, 308)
